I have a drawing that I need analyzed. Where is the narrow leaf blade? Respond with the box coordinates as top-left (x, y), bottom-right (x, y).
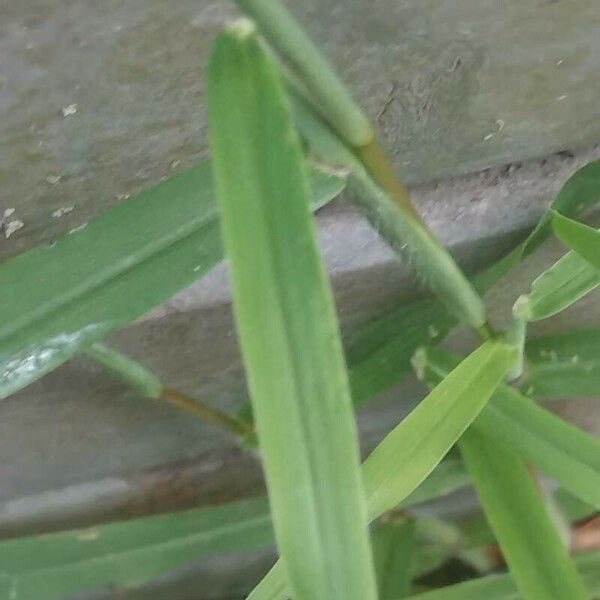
top-left (365, 341), bottom-right (516, 519)
top-left (515, 250), bottom-right (600, 321)
top-left (553, 211), bottom-right (600, 270)
top-left (524, 158), bottom-right (600, 254)
top-left (208, 22), bottom-right (376, 600)
top-left (0, 162), bottom-right (344, 398)
top-left (460, 429), bottom-right (588, 600)
top-left (0, 498), bottom-right (272, 600)
top-left (405, 550), bottom-right (600, 600)
top-left (419, 346), bottom-right (600, 509)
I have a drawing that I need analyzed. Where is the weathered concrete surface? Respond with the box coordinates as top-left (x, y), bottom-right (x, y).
top-left (0, 0), bottom-right (600, 598)
top-left (1, 0), bottom-right (600, 259)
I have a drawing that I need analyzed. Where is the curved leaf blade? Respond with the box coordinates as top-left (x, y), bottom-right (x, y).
top-left (418, 346), bottom-right (600, 509)
top-left (365, 341), bottom-right (515, 519)
top-left (514, 250), bottom-right (600, 322)
top-left (553, 211), bottom-right (600, 270)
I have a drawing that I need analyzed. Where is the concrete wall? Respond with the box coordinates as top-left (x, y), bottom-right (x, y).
top-left (1, 1), bottom-right (599, 597)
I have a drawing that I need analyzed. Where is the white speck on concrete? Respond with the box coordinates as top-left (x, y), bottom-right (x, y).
top-left (61, 103), bottom-right (78, 117)
top-left (556, 94), bottom-right (567, 101)
top-left (556, 59), bottom-right (564, 66)
top-left (483, 133), bottom-right (495, 142)
top-left (4, 219), bottom-right (24, 238)
top-left (46, 174), bottom-right (62, 185)
top-left (68, 223), bottom-right (88, 234)
top-left (3, 208), bottom-right (15, 219)
top-left (51, 205), bottom-right (74, 218)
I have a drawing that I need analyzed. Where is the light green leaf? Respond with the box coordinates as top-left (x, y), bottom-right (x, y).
top-left (459, 429), bottom-right (588, 600)
top-left (418, 346), bottom-right (600, 509)
top-left (553, 211), bottom-right (600, 270)
top-left (0, 498), bottom-right (272, 600)
top-left (365, 341), bottom-right (515, 519)
top-left (405, 550), bottom-right (600, 600)
top-left (372, 519), bottom-right (415, 599)
top-left (525, 328), bottom-right (600, 398)
top-left (247, 341), bottom-right (515, 600)
top-left (208, 22), bottom-right (376, 600)
top-left (513, 250), bottom-right (600, 321)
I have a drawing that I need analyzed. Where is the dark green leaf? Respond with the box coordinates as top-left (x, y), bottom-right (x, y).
top-left (0, 165), bottom-right (344, 399)
top-left (208, 22), bottom-right (376, 600)
top-left (0, 498), bottom-right (272, 600)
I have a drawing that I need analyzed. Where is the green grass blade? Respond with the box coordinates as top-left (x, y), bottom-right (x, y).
top-left (418, 346), bottom-right (600, 509)
top-left (525, 328), bottom-right (600, 398)
top-left (233, 0), bottom-right (372, 147)
top-left (0, 498), bottom-right (272, 600)
top-left (208, 22), bottom-right (377, 600)
top-left (84, 343), bottom-right (163, 398)
top-left (365, 341), bottom-right (516, 519)
top-left (524, 159), bottom-right (600, 254)
top-left (291, 93), bottom-right (486, 329)
top-left (459, 429), bottom-right (588, 600)
top-left (405, 550), bottom-right (600, 600)
top-left (373, 519), bottom-right (415, 599)
top-left (248, 341), bottom-right (515, 600)
top-left (553, 211), bottom-right (600, 270)
top-left (476, 391), bottom-right (600, 510)
top-left (0, 162), bottom-right (344, 399)
top-left (513, 250), bottom-right (600, 321)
